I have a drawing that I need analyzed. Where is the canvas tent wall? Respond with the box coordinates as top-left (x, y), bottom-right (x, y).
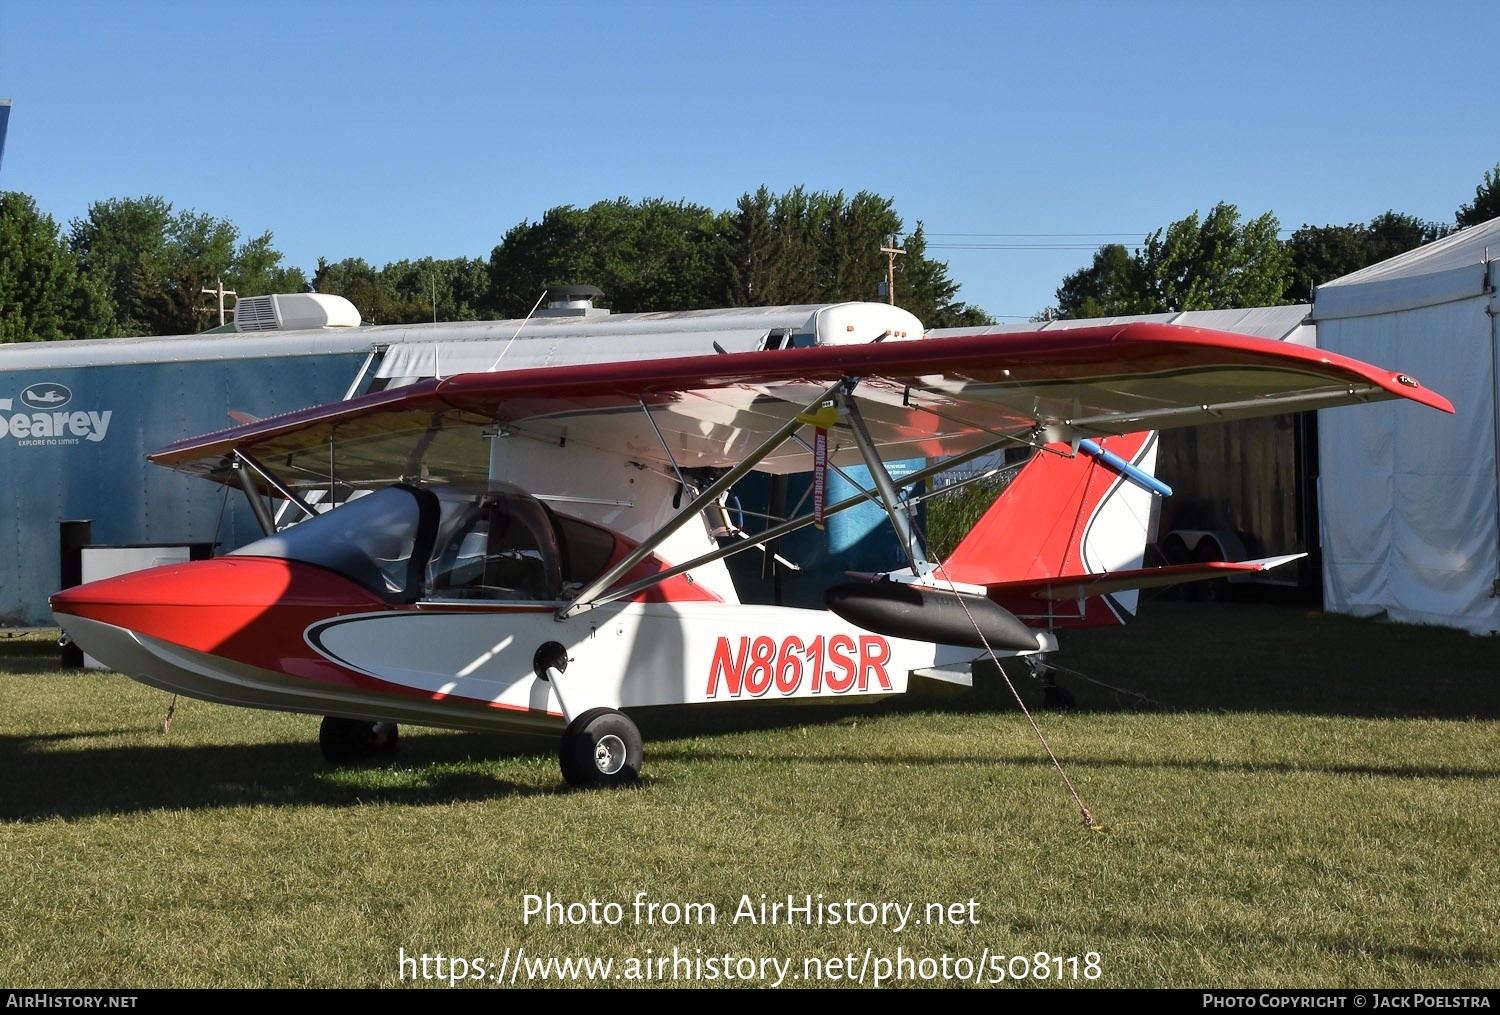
top-left (1311, 217), bottom-right (1500, 635)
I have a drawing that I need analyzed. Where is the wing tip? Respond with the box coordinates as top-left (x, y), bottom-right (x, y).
top-left (1390, 373), bottom-right (1455, 414)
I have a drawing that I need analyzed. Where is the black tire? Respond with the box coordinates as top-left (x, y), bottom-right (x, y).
top-left (1156, 534), bottom-right (1192, 601)
top-left (1191, 539), bottom-right (1232, 603)
top-left (1159, 533), bottom-right (1191, 566)
top-left (319, 716), bottom-right (399, 764)
top-left (559, 708), bottom-right (642, 788)
top-left (1042, 684), bottom-right (1076, 710)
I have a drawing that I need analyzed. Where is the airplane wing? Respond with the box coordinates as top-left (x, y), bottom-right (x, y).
top-left (149, 321), bottom-right (1453, 497)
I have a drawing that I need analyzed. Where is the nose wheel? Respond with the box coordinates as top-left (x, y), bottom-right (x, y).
top-left (559, 708), bottom-right (642, 787)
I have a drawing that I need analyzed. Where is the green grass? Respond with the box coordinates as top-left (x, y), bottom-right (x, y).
top-left (1, 601), bottom-right (1496, 989)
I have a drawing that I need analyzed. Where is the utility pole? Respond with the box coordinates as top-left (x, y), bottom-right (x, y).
top-left (880, 236), bottom-right (906, 305)
top-left (201, 278), bottom-right (238, 326)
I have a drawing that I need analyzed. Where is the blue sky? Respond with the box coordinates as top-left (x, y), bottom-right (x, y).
top-left (2, 0), bottom-right (1493, 322)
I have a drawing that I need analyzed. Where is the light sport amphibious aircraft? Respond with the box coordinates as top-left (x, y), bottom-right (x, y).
top-left (49, 313), bottom-right (1453, 786)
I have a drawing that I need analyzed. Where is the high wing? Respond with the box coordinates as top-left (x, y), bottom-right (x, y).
top-left (150, 322), bottom-right (1452, 497)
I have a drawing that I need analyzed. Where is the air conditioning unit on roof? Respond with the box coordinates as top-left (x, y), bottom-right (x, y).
top-left (234, 293), bottom-right (362, 333)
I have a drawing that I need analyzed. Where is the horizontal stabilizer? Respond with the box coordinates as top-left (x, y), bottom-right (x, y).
top-left (985, 553), bottom-right (1307, 603)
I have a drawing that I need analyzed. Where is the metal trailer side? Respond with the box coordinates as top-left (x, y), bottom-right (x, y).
top-left (0, 338), bottom-right (374, 627)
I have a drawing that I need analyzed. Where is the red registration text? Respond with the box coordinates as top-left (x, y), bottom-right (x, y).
top-left (706, 634), bottom-right (893, 698)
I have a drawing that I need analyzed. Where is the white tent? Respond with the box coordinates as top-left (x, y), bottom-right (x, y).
top-left (1312, 217), bottom-right (1500, 635)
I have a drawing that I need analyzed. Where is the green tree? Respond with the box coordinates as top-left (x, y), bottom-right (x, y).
top-left (67, 195), bottom-right (171, 335)
top-left (137, 209), bottom-right (238, 335)
top-left (1364, 211), bottom-right (1450, 262)
top-left (312, 255), bottom-right (486, 324)
top-left (1283, 222), bottom-right (1369, 303)
top-left (483, 188), bottom-right (983, 327)
top-left (1139, 203), bottom-right (1289, 312)
top-left (487, 198), bottom-right (725, 318)
top-left (312, 257), bottom-right (402, 323)
top-left (717, 187), bottom-right (984, 325)
top-left (719, 187), bottom-right (892, 305)
top-left (70, 196), bottom-right (306, 335)
top-left (1456, 163), bottom-right (1500, 228)
top-left (720, 186), bottom-right (821, 306)
top-left (1055, 203), bottom-right (1289, 317)
top-left (0, 192), bottom-right (112, 342)
top-left (1283, 212), bottom-right (1451, 302)
top-left (591, 198), bottom-right (723, 312)
top-left (380, 256), bottom-right (491, 323)
top-left (232, 231), bottom-right (309, 300)
top-left (485, 206), bottom-right (588, 318)
top-left (1053, 242), bottom-right (1149, 319)
top-left (819, 190), bottom-right (891, 303)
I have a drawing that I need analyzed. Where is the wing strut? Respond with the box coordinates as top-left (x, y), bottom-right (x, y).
top-left (232, 456), bottom-right (277, 536)
top-left (229, 449), bottom-right (325, 534)
top-left (639, 397), bottom-right (690, 493)
top-left (839, 387), bottom-right (932, 578)
top-left (233, 450), bottom-right (322, 523)
top-left (559, 425), bottom-right (1036, 611)
top-left (556, 381), bottom-right (845, 620)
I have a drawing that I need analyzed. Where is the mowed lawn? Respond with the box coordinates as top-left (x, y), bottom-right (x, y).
top-left (1, 597), bottom-right (1495, 989)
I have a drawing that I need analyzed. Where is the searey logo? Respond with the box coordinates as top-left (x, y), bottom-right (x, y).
top-left (21, 382), bottom-right (72, 409)
top-left (1, 383), bottom-right (112, 445)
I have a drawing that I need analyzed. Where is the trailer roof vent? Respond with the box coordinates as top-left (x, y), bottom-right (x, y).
top-left (234, 293), bottom-right (363, 333)
top-left (535, 284), bottom-right (610, 319)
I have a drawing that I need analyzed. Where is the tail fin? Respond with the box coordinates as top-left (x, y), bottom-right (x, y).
top-left (936, 431), bottom-right (1162, 627)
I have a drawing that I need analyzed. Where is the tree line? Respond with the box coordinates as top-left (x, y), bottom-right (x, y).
top-left (1, 169), bottom-right (1497, 343)
top-left (1050, 164), bottom-right (1500, 319)
top-left (0, 186), bottom-right (989, 343)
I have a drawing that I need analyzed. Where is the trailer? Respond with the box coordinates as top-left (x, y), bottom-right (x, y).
top-left (1, 292), bottom-right (923, 628)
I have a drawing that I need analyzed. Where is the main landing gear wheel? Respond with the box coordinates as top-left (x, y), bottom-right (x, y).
top-left (559, 708), bottom-right (642, 788)
top-left (1027, 656), bottom-right (1076, 710)
top-left (319, 716), bottom-right (400, 764)
top-left (1042, 684), bottom-right (1077, 709)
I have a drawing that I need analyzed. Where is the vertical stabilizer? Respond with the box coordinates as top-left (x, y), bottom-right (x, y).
top-left (937, 431), bottom-right (1161, 625)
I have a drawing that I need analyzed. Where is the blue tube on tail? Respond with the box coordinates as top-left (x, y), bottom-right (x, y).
top-left (1079, 439), bottom-right (1173, 497)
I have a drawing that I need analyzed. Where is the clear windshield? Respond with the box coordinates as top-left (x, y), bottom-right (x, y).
top-left (231, 483), bottom-right (565, 603)
top-left (231, 485), bottom-right (436, 601)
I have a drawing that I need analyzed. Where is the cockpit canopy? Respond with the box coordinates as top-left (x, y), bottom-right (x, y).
top-left (231, 483), bottom-right (579, 604)
top-left (428, 484), bottom-right (562, 600)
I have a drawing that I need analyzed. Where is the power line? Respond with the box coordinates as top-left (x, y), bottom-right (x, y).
top-left (924, 231), bottom-right (1146, 252)
top-left (925, 232), bottom-right (1147, 237)
top-left (924, 228), bottom-right (1299, 249)
top-left (926, 242), bottom-right (1126, 250)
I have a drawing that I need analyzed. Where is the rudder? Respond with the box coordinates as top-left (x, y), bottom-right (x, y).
top-left (937, 431), bottom-right (1162, 624)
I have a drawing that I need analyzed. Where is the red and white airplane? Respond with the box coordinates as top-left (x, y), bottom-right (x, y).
top-left (49, 311), bottom-right (1453, 785)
